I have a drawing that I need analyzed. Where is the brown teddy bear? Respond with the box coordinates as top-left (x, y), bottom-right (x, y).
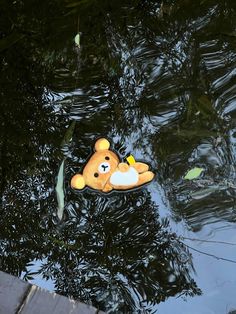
top-left (71, 138), bottom-right (154, 193)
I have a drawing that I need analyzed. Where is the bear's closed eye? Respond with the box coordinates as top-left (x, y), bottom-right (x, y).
top-left (94, 172), bottom-right (99, 177)
top-left (105, 156), bottom-right (110, 160)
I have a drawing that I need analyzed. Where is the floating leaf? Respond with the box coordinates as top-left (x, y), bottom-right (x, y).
top-left (74, 33), bottom-right (80, 47)
top-left (60, 120), bottom-right (76, 147)
top-left (184, 167), bottom-right (204, 180)
top-left (56, 160), bottom-right (65, 220)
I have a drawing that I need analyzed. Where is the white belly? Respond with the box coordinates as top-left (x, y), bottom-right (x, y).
top-left (110, 167), bottom-right (139, 186)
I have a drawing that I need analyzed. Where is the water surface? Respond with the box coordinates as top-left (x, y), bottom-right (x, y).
top-left (1, 0), bottom-right (236, 313)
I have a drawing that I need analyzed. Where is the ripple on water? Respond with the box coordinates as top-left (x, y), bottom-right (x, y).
top-left (2, 0), bottom-right (236, 312)
top-left (200, 39), bottom-right (236, 117)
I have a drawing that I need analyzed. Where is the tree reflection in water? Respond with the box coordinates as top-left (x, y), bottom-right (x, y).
top-left (4, 0), bottom-right (236, 312)
top-left (1, 182), bottom-right (201, 312)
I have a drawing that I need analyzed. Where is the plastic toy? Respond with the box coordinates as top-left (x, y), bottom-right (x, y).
top-left (71, 138), bottom-right (154, 193)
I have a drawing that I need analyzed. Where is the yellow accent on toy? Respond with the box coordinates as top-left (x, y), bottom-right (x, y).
top-left (126, 155), bottom-right (136, 165)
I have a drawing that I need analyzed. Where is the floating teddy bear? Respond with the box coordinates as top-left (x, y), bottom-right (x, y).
top-left (71, 138), bottom-right (154, 193)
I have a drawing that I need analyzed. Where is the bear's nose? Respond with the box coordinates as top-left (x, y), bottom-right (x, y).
top-left (98, 162), bottom-right (110, 174)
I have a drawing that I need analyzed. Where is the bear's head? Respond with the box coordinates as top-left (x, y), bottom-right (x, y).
top-left (71, 138), bottom-right (119, 191)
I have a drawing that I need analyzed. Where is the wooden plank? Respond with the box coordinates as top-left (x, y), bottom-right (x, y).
top-left (0, 271), bottom-right (30, 314)
top-left (0, 271), bottom-right (105, 314)
top-left (20, 285), bottom-right (99, 314)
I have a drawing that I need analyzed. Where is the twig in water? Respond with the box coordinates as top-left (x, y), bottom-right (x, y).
top-left (182, 236), bottom-right (236, 246)
top-left (182, 242), bottom-right (236, 264)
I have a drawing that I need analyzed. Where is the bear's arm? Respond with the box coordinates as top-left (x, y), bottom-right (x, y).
top-left (118, 162), bottom-right (130, 172)
top-left (102, 181), bottom-right (113, 193)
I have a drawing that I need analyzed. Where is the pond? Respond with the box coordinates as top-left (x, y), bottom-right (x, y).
top-left (1, 0), bottom-right (236, 313)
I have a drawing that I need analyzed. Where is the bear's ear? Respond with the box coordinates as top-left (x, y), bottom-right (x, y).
top-left (94, 138), bottom-right (110, 151)
top-left (71, 174), bottom-right (86, 190)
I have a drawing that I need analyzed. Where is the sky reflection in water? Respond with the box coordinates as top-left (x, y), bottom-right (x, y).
top-left (1, 0), bottom-right (236, 313)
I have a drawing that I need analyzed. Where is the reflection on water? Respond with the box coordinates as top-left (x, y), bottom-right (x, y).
top-left (1, 0), bottom-right (236, 313)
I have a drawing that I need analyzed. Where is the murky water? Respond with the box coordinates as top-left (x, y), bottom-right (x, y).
top-left (1, 0), bottom-right (236, 313)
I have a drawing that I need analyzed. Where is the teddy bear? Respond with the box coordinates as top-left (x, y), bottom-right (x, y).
top-left (71, 138), bottom-right (154, 193)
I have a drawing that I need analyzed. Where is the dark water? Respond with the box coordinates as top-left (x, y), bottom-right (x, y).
top-left (1, 0), bottom-right (236, 312)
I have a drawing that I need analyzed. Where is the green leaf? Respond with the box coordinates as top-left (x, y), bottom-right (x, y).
top-left (74, 33), bottom-right (80, 47)
top-left (60, 120), bottom-right (76, 147)
top-left (56, 160), bottom-right (65, 220)
top-left (184, 167), bottom-right (204, 180)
